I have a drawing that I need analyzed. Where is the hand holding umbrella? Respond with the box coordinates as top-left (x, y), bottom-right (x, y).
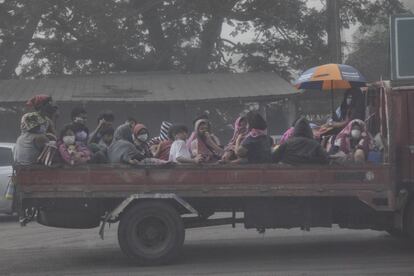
top-left (293, 63), bottom-right (367, 118)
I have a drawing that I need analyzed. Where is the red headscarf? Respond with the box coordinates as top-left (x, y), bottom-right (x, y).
top-left (334, 119), bottom-right (372, 155)
top-left (26, 95), bottom-right (51, 110)
top-left (133, 124), bottom-right (147, 136)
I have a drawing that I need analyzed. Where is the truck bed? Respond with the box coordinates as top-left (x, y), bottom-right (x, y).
top-left (15, 164), bottom-right (395, 211)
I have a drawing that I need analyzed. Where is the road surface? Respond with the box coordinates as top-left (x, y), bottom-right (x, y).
top-left (0, 217), bottom-right (414, 275)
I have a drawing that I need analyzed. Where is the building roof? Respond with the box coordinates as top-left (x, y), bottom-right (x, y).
top-left (0, 72), bottom-right (297, 103)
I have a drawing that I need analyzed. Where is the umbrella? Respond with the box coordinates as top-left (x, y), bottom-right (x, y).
top-left (293, 63), bottom-right (367, 117)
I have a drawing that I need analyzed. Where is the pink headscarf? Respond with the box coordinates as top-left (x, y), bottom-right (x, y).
top-left (190, 119), bottom-right (220, 161)
top-left (225, 117), bottom-right (248, 150)
top-left (186, 119), bottom-right (210, 149)
top-left (334, 119), bottom-right (372, 155)
top-left (279, 127), bottom-right (294, 145)
top-left (247, 128), bottom-right (267, 138)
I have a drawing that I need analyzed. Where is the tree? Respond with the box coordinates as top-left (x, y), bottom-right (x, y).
top-left (346, 27), bottom-right (388, 81)
top-left (0, 0), bottom-right (49, 79)
top-left (345, 0), bottom-right (406, 81)
top-left (0, 0), bottom-right (407, 80)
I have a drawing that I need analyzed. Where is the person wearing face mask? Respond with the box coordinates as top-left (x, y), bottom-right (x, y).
top-left (318, 88), bottom-right (366, 138)
top-left (132, 124), bottom-right (153, 161)
top-left (14, 112), bottom-right (50, 165)
top-left (58, 125), bottom-right (91, 165)
top-left (69, 106), bottom-right (89, 145)
top-left (107, 122), bottom-right (149, 165)
top-left (332, 119), bottom-right (373, 163)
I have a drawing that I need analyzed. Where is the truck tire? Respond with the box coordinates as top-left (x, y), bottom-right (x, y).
top-left (117, 201), bottom-right (185, 266)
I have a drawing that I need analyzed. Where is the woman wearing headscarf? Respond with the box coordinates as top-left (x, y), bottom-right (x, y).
top-left (113, 118), bottom-right (136, 143)
top-left (279, 118), bottom-right (301, 145)
top-left (235, 111), bottom-right (273, 164)
top-left (186, 113), bottom-right (209, 149)
top-left (319, 88), bottom-right (366, 136)
top-left (58, 124), bottom-right (91, 165)
top-left (221, 116), bottom-right (248, 162)
top-left (332, 119), bottom-right (373, 163)
top-left (25, 95), bottom-right (58, 138)
top-left (107, 122), bottom-right (144, 165)
top-left (14, 112), bottom-right (50, 165)
top-left (190, 119), bottom-right (223, 163)
top-left (131, 124), bottom-right (153, 161)
top-left (272, 117), bottom-right (328, 165)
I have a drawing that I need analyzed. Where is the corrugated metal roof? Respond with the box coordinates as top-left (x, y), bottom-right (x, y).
top-left (0, 72), bottom-right (297, 103)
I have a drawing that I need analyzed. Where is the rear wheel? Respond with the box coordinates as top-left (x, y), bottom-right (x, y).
top-left (118, 201), bottom-right (185, 266)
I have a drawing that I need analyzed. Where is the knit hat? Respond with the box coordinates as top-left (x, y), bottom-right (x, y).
top-left (20, 112), bottom-right (47, 132)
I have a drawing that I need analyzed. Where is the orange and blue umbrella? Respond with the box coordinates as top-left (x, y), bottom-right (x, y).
top-left (293, 63), bottom-right (367, 115)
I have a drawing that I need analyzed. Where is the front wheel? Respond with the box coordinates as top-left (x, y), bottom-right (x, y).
top-left (118, 201), bottom-right (185, 266)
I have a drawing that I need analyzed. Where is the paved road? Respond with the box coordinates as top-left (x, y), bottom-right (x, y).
top-left (1, 218), bottom-right (414, 276)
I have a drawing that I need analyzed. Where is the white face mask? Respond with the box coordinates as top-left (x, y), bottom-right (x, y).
top-left (351, 129), bottom-right (361, 139)
top-left (137, 133), bottom-right (149, 142)
top-left (63, 135), bottom-right (76, 145)
top-left (346, 98), bottom-right (352, 106)
top-left (74, 117), bottom-right (86, 124)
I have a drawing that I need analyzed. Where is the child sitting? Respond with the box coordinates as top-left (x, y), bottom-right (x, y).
top-left (59, 125), bottom-right (91, 165)
top-left (169, 125), bottom-right (202, 164)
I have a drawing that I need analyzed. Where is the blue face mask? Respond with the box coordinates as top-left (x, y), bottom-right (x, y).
top-left (39, 124), bottom-right (47, 134)
top-left (75, 131), bottom-right (88, 142)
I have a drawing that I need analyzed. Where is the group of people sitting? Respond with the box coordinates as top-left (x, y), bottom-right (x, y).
top-left (14, 89), bottom-right (380, 167)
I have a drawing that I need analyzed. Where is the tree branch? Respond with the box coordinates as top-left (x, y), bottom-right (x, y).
top-left (0, 1), bottom-right (47, 79)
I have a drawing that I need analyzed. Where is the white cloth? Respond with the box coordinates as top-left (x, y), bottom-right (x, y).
top-left (169, 140), bottom-right (191, 163)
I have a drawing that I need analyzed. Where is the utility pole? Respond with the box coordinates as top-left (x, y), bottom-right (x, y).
top-left (327, 0), bottom-right (342, 63)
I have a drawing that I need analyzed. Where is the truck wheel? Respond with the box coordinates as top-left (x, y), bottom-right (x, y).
top-left (117, 201), bottom-right (185, 266)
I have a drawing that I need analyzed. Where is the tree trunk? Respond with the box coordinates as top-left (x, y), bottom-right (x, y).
top-left (190, 0), bottom-right (237, 73)
top-left (0, 1), bottom-right (45, 79)
top-left (326, 0), bottom-right (342, 63)
top-left (141, 2), bottom-right (172, 70)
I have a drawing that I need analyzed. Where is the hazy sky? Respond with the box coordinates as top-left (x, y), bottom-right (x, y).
top-left (222, 0), bottom-right (414, 60)
top-left (403, 0), bottom-right (414, 11)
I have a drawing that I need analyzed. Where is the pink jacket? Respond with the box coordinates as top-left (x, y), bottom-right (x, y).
top-left (59, 142), bottom-right (91, 165)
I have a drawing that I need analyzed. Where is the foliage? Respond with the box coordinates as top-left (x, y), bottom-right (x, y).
top-left (345, 0), bottom-right (406, 81)
top-left (0, 0), bottom-right (407, 80)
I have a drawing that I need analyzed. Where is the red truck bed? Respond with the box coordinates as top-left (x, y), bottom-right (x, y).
top-left (15, 163), bottom-right (395, 211)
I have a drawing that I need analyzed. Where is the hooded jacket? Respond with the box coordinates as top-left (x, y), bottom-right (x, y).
top-left (272, 118), bottom-right (328, 165)
top-left (108, 124), bottom-right (142, 164)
